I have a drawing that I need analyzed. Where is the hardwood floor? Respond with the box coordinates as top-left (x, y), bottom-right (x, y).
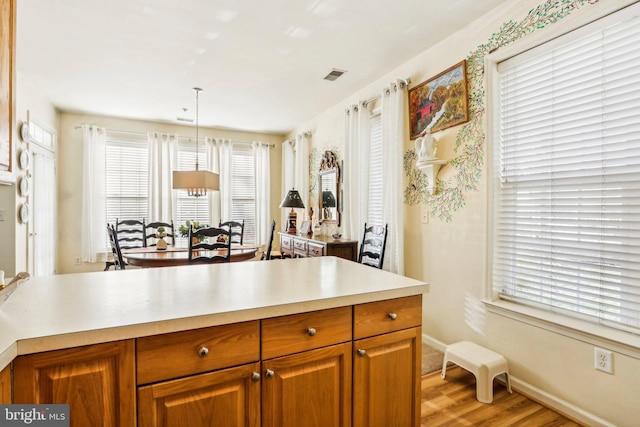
top-left (421, 366), bottom-right (584, 426)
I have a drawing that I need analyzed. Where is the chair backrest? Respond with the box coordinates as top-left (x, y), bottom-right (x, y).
top-left (262, 220), bottom-right (277, 260)
top-left (219, 220), bottom-right (244, 245)
top-left (145, 221), bottom-right (175, 246)
top-left (358, 223), bottom-right (388, 269)
top-left (107, 224), bottom-right (126, 270)
top-left (188, 226), bottom-right (232, 264)
top-left (115, 218), bottom-right (146, 249)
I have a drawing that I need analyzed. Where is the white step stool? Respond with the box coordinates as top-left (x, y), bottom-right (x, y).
top-left (441, 341), bottom-right (512, 403)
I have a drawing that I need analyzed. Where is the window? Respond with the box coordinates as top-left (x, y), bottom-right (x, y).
top-left (490, 6), bottom-right (640, 334)
top-left (228, 145), bottom-right (256, 244)
top-left (368, 112), bottom-right (383, 226)
top-left (105, 135), bottom-right (148, 227)
top-left (174, 140), bottom-right (210, 228)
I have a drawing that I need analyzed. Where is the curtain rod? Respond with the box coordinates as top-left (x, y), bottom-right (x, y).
top-left (364, 77), bottom-right (412, 106)
top-left (74, 125), bottom-right (275, 148)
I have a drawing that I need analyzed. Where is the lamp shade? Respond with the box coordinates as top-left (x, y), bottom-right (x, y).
top-left (322, 190), bottom-right (336, 208)
top-left (173, 170), bottom-right (220, 197)
top-left (279, 188), bottom-right (305, 209)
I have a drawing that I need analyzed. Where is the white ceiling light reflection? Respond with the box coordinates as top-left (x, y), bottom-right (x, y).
top-left (216, 10), bottom-right (238, 22)
top-left (205, 32), bottom-right (219, 41)
top-left (285, 26), bottom-right (312, 39)
top-left (194, 47), bottom-right (207, 55)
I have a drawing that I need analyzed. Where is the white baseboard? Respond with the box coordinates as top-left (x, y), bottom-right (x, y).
top-left (421, 334), bottom-right (614, 427)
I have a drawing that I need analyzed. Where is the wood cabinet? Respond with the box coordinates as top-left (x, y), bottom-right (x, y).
top-left (0, 0), bottom-right (16, 176)
top-left (353, 295), bottom-right (422, 427)
top-left (262, 306), bottom-right (353, 427)
top-left (0, 363), bottom-right (10, 403)
top-left (13, 340), bottom-right (136, 427)
top-left (138, 362), bottom-right (261, 427)
top-left (280, 233), bottom-right (358, 262)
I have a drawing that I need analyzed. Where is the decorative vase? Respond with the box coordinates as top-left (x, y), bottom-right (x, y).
top-left (157, 237), bottom-right (167, 250)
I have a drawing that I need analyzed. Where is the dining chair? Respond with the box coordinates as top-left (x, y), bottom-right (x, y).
top-left (107, 224), bottom-right (126, 270)
top-left (115, 218), bottom-right (146, 249)
top-left (219, 220), bottom-right (244, 245)
top-left (358, 223), bottom-right (388, 269)
top-left (188, 226), bottom-right (232, 264)
top-left (261, 220), bottom-right (283, 260)
top-left (145, 221), bottom-right (175, 247)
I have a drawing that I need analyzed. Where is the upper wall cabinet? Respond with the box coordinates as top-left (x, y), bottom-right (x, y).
top-left (0, 0), bottom-right (16, 184)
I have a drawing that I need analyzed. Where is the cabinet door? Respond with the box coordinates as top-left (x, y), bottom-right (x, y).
top-left (262, 342), bottom-right (352, 427)
top-left (353, 327), bottom-right (421, 427)
top-left (13, 340), bottom-right (136, 427)
top-left (0, 363), bottom-right (10, 403)
top-left (138, 362), bottom-right (260, 427)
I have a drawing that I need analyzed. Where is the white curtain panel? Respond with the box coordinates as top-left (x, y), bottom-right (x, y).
top-left (81, 125), bottom-right (107, 263)
top-left (205, 137), bottom-right (221, 226)
top-left (253, 141), bottom-right (271, 246)
top-left (294, 133), bottom-right (310, 211)
top-left (215, 138), bottom-right (233, 223)
top-left (380, 80), bottom-right (407, 275)
top-left (147, 132), bottom-right (176, 223)
top-left (344, 102), bottom-right (371, 241)
top-left (281, 140), bottom-right (295, 231)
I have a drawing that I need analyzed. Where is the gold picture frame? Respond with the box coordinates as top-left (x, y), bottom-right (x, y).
top-left (408, 60), bottom-right (469, 139)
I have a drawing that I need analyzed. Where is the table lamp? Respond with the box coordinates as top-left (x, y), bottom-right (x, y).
top-left (280, 188), bottom-right (305, 234)
top-left (322, 190), bottom-right (336, 220)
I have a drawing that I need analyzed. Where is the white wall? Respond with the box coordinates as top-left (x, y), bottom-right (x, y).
top-left (286, 1), bottom-right (640, 425)
top-left (57, 112), bottom-right (284, 274)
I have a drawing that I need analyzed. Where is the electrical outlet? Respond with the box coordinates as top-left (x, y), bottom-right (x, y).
top-left (75, 257), bottom-right (82, 265)
top-left (0, 209), bottom-right (5, 221)
top-left (594, 347), bottom-right (613, 374)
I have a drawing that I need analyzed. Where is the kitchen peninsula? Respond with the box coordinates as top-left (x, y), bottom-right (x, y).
top-left (0, 257), bottom-right (428, 426)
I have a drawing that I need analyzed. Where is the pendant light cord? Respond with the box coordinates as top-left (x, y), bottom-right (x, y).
top-left (194, 87), bottom-right (202, 171)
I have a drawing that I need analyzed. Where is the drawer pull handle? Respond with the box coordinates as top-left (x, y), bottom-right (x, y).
top-left (198, 347), bottom-right (209, 357)
top-left (265, 369), bottom-right (275, 378)
top-left (251, 372), bottom-right (261, 382)
top-left (388, 312), bottom-right (398, 320)
top-left (357, 349), bottom-right (367, 357)
top-left (307, 327), bottom-right (317, 336)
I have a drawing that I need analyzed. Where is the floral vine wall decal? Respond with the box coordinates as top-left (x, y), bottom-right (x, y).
top-left (404, 0), bottom-right (600, 222)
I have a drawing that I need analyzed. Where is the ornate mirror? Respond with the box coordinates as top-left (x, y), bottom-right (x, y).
top-left (318, 150), bottom-right (340, 226)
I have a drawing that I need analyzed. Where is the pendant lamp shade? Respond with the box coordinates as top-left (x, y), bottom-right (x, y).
top-left (172, 87), bottom-right (219, 197)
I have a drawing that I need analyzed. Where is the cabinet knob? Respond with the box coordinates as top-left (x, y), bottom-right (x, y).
top-left (251, 372), bottom-right (261, 382)
top-left (198, 347), bottom-right (209, 357)
top-left (388, 312), bottom-right (398, 320)
top-left (307, 327), bottom-right (317, 337)
top-left (357, 349), bottom-right (367, 357)
top-left (265, 369), bottom-right (275, 378)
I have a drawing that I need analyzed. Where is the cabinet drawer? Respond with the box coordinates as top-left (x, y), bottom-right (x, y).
top-left (353, 295), bottom-right (422, 340)
top-left (280, 235), bottom-right (293, 251)
top-left (293, 238), bottom-right (307, 257)
top-left (136, 320), bottom-right (260, 385)
top-left (262, 306), bottom-right (352, 359)
top-left (308, 242), bottom-right (326, 257)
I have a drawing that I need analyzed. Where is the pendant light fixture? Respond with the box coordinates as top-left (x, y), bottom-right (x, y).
top-left (172, 87), bottom-right (219, 197)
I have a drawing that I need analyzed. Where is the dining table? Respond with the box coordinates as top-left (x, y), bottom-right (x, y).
top-left (122, 245), bottom-right (259, 268)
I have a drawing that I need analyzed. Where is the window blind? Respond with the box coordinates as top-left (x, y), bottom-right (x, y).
top-left (105, 138), bottom-right (149, 226)
top-left (174, 141), bottom-right (209, 232)
top-left (230, 145), bottom-right (257, 245)
top-left (368, 113), bottom-right (383, 227)
top-left (493, 10), bottom-right (640, 333)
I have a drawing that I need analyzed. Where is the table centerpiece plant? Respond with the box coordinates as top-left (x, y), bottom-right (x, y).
top-left (179, 221), bottom-right (209, 244)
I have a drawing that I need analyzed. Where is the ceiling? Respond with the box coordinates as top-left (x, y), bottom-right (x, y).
top-left (17, 0), bottom-right (509, 135)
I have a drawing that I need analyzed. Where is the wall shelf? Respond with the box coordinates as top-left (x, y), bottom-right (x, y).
top-left (416, 159), bottom-right (447, 195)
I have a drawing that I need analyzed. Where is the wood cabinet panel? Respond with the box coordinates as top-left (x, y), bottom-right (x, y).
top-left (353, 327), bottom-right (421, 427)
top-left (0, 0), bottom-right (15, 173)
top-left (138, 362), bottom-right (260, 427)
top-left (13, 340), bottom-right (136, 427)
top-left (262, 342), bottom-right (352, 427)
top-left (354, 295), bottom-right (422, 340)
top-left (0, 363), bottom-right (10, 403)
top-left (261, 306), bottom-right (352, 360)
top-left (137, 320), bottom-right (260, 385)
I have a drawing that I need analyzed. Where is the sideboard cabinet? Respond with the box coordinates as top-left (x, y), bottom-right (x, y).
top-left (280, 233), bottom-right (358, 262)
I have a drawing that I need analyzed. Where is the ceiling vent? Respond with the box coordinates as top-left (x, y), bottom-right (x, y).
top-left (176, 117), bottom-right (194, 123)
top-left (324, 69), bottom-right (346, 81)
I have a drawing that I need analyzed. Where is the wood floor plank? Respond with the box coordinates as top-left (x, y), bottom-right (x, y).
top-left (421, 366), bottom-right (584, 426)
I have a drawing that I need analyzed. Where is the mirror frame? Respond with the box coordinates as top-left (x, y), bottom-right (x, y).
top-left (318, 150), bottom-right (340, 226)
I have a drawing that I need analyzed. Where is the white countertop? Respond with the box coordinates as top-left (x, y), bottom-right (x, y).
top-left (0, 257), bottom-right (428, 371)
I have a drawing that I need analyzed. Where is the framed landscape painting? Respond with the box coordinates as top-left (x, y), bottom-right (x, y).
top-left (408, 60), bottom-right (469, 138)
